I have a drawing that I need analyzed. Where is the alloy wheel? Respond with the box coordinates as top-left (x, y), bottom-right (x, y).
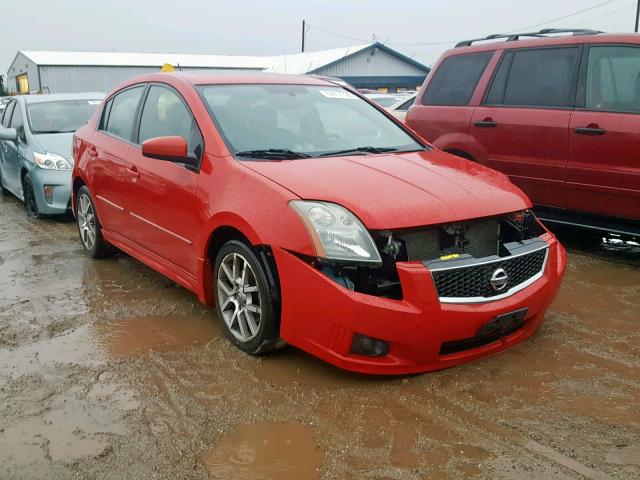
top-left (217, 252), bottom-right (262, 343)
top-left (77, 193), bottom-right (97, 251)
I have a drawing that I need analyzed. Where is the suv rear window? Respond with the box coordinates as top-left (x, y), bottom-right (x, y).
top-left (422, 52), bottom-right (493, 106)
top-left (486, 47), bottom-right (581, 108)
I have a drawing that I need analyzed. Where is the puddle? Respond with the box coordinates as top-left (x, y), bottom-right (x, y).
top-left (95, 314), bottom-right (220, 359)
top-left (201, 422), bottom-right (321, 480)
top-left (249, 348), bottom-right (382, 388)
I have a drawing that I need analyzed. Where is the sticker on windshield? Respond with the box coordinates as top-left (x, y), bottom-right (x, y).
top-left (88, 100), bottom-right (102, 105)
top-left (319, 90), bottom-right (357, 99)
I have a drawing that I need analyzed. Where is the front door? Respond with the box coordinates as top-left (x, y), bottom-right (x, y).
top-left (2, 101), bottom-right (26, 195)
top-left (568, 44), bottom-right (640, 221)
top-left (471, 46), bottom-right (582, 210)
top-left (125, 84), bottom-right (203, 276)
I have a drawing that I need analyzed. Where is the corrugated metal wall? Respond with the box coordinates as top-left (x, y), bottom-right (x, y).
top-left (313, 47), bottom-right (426, 77)
top-left (38, 66), bottom-right (263, 93)
top-left (6, 52), bottom-right (41, 93)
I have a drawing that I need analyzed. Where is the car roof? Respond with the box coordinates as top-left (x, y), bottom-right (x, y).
top-left (446, 32), bottom-right (640, 56)
top-left (104, 72), bottom-right (342, 99)
top-left (22, 92), bottom-right (105, 104)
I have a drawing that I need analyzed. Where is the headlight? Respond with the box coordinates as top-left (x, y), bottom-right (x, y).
top-left (290, 201), bottom-right (382, 265)
top-left (33, 152), bottom-right (73, 171)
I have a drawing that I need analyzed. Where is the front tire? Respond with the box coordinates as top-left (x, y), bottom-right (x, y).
top-left (0, 169), bottom-right (9, 197)
top-left (214, 240), bottom-right (281, 355)
top-left (77, 186), bottom-right (110, 258)
top-left (23, 174), bottom-right (41, 218)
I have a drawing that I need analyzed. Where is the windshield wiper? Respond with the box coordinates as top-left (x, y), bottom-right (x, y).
top-left (318, 146), bottom-right (400, 157)
top-left (235, 149), bottom-right (311, 160)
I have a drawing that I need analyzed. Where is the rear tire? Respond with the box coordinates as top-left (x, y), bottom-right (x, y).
top-left (214, 240), bottom-right (282, 355)
top-left (22, 174), bottom-right (41, 218)
top-left (76, 186), bottom-right (111, 258)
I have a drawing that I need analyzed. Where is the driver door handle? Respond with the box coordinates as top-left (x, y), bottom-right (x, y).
top-left (474, 119), bottom-right (497, 128)
top-left (127, 164), bottom-right (140, 181)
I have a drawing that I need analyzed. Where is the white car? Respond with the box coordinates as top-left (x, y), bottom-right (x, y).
top-left (385, 94), bottom-right (418, 121)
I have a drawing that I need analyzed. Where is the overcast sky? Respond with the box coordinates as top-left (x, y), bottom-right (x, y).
top-left (0, 0), bottom-right (637, 75)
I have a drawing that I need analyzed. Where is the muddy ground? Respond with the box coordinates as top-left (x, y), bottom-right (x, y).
top-left (0, 192), bottom-right (638, 480)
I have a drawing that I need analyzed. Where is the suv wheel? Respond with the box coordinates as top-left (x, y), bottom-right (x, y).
top-left (214, 240), bottom-right (282, 355)
top-left (22, 174), bottom-right (41, 218)
top-left (77, 186), bottom-right (110, 258)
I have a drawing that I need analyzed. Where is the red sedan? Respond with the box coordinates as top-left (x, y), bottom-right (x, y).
top-left (72, 73), bottom-right (566, 374)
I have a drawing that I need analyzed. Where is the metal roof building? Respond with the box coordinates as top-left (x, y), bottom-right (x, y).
top-left (6, 43), bottom-right (429, 95)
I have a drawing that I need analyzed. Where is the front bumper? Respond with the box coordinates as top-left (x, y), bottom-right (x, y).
top-left (275, 232), bottom-right (566, 375)
top-left (29, 168), bottom-right (72, 215)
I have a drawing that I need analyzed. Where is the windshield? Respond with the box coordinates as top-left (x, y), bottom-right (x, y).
top-left (28, 99), bottom-right (102, 134)
top-left (198, 84), bottom-right (424, 158)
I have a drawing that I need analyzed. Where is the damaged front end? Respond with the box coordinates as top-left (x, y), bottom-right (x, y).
top-left (308, 210), bottom-right (547, 301)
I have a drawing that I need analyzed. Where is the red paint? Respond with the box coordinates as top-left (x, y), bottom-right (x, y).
top-left (406, 33), bottom-right (640, 222)
top-left (73, 72), bottom-right (566, 374)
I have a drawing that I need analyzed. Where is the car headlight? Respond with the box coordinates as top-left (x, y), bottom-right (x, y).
top-left (34, 152), bottom-right (73, 171)
top-left (290, 200), bottom-right (382, 265)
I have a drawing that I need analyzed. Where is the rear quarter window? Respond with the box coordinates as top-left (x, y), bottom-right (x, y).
top-left (422, 52), bottom-right (493, 106)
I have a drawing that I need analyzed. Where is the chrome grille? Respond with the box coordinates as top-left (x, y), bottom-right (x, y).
top-left (427, 243), bottom-right (548, 303)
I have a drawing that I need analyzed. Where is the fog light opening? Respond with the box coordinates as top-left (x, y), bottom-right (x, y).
top-left (350, 333), bottom-right (389, 357)
top-left (43, 185), bottom-right (54, 204)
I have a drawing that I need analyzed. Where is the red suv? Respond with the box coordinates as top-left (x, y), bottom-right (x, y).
top-left (406, 29), bottom-right (640, 236)
top-left (72, 73), bottom-right (566, 374)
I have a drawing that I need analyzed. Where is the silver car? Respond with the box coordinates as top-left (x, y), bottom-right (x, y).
top-left (0, 93), bottom-right (103, 217)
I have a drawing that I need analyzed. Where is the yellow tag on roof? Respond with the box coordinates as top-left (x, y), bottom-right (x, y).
top-left (160, 63), bottom-right (176, 72)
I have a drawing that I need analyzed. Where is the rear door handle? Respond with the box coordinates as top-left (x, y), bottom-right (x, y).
top-left (474, 119), bottom-right (497, 128)
top-left (87, 146), bottom-right (98, 157)
top-left (127, 164), bottom-right (140, 180)
top-left (575, 127), bottom-right (605, 135)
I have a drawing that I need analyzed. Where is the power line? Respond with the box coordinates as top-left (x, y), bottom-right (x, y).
top-left (306, 0), bottom-right (629, 51)
top-left (567, 2), bottom-right (636, 26)
top-left (506, 0), bottom-right (617, 32)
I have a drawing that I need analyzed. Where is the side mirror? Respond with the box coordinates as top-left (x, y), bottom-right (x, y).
top-left (0, 128), bottom-right (18, 141)
top-left (141, 136), bottom-right (198, 169)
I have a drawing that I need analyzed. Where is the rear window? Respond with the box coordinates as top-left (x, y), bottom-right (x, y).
top-left (486, 47), bottom-right (581, 108)
top-left (102, 86), bottom-right (145, 141)
top-left (422, 52), bottom-right (493, 106)
top-left (28, 99), bottom-right (101, 134)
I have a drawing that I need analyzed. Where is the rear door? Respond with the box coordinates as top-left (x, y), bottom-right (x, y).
top-left (91, 85), bottom-right (146, 237)
top-left (569, 44), bottom-right (640, 221)
top-left (125, 84), bottom-right (203, 276)
top-left (471, 46), bottom-right (582, 209)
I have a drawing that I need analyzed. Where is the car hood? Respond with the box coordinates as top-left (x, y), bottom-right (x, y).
top-left (242, 150), bottom-right (532, 230)
top-left (32, 132), bottom-right (73, 160)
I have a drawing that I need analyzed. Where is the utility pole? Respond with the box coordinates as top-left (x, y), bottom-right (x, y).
top-left (635, 0), bottom-right (639, 33)
top-left (301, 20), bottom-right (306, 52)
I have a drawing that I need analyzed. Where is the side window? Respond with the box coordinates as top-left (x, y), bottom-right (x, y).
top-left (99, 98), bottom-right (113, 130)
top-left (138, 85), bottom-right (203, 158)
top-left (2, 101), bottom-right (15, 127)
top-left (496, 47), bottom-right (580, 108)
top-left (586, 46), bottom-right (640, 113)
top-left (104, 86), bottom-right (144, 141)
top-left (422, 52), bottom-right (493, 106)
